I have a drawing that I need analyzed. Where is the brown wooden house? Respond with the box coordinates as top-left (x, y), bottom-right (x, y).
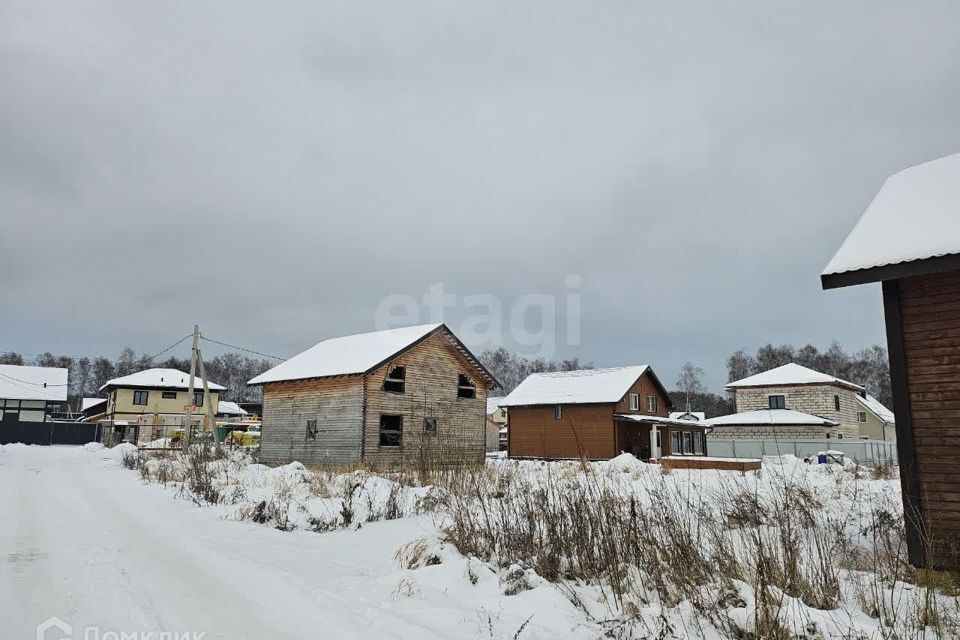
top-left (248, 323), bottom-right (499, 467)
top-left (822, 152), bottom-right (960, 570)
top-left (501, 365), bottom-right (708, 460)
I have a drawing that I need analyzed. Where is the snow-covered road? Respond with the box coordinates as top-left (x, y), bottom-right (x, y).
top-left (1, 445), bottom-right (580, 640)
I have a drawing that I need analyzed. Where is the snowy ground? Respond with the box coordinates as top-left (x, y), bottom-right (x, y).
top-left (0, 444), bottom-right (587, 640)
top-left (1, 444), bottom-right (955, 639)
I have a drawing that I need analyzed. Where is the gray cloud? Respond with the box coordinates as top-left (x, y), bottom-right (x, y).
top-left (2, 0), bottom-right (959, 389)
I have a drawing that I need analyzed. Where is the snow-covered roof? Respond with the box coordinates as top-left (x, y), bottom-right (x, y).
top-left (726, 363), bottom-right (863, 392)
top-left (0, 365), bottom-right (68, 402)
top-left (500, 366), bottom-right (650, 407)
top-left (669, 411), bottom-right (706, 422)
top-left (99, 368), bottom-right (226, 392)
top-left (823, 153), bottom-right (960, 280)
top-left (856, 394), bottom-right (895, 423)
top-left (487, 397), bottom-right (504, 414)
top-left (705, 409), bottom-right (839, 427)
top-left (81, 397), bottom-right (107, 412)
top-left (217, 401), bottom-right (248, 416)
top-left (615, 414), bottom-right (711, 428)
top-left (248, 323), bottom-right (497, 387)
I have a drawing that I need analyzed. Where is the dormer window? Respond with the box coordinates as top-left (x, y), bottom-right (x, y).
top-left (384, 366), bottom-right (406, 394)
top-left (457, 374), bottom-right (476, 399)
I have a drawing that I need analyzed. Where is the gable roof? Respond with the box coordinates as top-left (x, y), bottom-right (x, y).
top-left (725, 363), bottom-right (864, 392)
top-left (247, 323), bottom-right (499, 388)
top-left (500, 365), bottom-right (664, 407)
top-left (217, 400), bottom-right (248, 416)
top-left (0, 365), bottom-right (68, 402)
top-left (822, 152), bottom-right (960, 289)
top-left (81, 397), bottom-right (107, 412)
top-left (99, 368), bottom-right (226, 392)
top-left (856, 393), bottom-right (895, 424)
top-left (705, 409), bottom-right (839, 427)
top-left (669, 411), bottom-right (706, 422)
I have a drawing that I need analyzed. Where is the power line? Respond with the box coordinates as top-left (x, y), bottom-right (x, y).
top-left (142, 333), bottom-right (193, 363)
top-left (199, 335), bottom-right (287, 361)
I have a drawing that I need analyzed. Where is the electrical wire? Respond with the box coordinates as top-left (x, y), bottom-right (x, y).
top-left (199, 335), bottom-right (286, 361)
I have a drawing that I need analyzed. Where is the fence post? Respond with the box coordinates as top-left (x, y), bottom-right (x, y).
top-left (760, 440), bottom-right (766, 457)
top-left (732, 440), bottom-right (737, 458)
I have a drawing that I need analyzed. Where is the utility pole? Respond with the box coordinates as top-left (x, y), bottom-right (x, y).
top-left (182, 325), bottom-right (200, 449)
top-left (196, 339), bottom-right (221, 449)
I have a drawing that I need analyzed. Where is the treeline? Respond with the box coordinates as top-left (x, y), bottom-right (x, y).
top-left (727, 341), bottom-right (891, 407)
top-left (478, 348), bottom-right (593, 396)
top-left (0, 349), bottom-right (272, 408)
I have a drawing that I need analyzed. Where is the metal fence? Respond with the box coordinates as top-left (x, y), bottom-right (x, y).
top-left (706, 437), bottom-right (898, 465)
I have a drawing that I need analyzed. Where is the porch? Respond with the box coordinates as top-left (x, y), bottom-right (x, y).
top-left (614, 414), bottom-right (709, 460)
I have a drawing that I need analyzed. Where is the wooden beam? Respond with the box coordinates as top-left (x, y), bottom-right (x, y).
top-left (883, 279), bottom-right (926, 567)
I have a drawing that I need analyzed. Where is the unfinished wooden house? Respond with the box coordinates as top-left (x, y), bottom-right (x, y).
top-left (501, 365), bottom-right (708, 460)
top-left (248, 323), bottom-right (500, 467)
top-left (822, 152), bottom-right (960, 570)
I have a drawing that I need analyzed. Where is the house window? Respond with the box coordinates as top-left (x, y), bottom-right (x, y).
top-left (384, 366), bottom-right (405, 394)
top-left (194, 391), bottom-right (204, 407)
top-left (683, 432), bottom-right (693, 454)
top-left (646, 395), bottom-right (657, 413)
top-left (133, 390), bottom-right (149, 406)
top-left (424, 417), bottom-right (437, 436)
top-left (858, 411), bottom-right (867, 423)
top-left (162, 391), bottom-right (177, 399)
top-left (693, 432), bottom-right (704, 455)
top-left (306, 419), bottom-right (318, 440)
top-left (834, 395), bottom-right (841, 411)
top-left (379, 415), bottom-right (403, 447)
top-left (555, 404), bottom-right (562, 420)
top-left (457, 374), bottom-right (476, 399)
top-left (629, 393), bottom-right (639, 411)
top-left (768, 395), bottom-right (786, 410)
top-left (671, 431), bottom-right (681, 454)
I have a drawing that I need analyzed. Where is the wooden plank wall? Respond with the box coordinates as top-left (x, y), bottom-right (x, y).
top-left (362, 331), bottom-right (488, 467)
top-left (899, 271), bottom-right (960, 568)
top-left (508, 403), bottom-right (616, 459)
top-left (260, 376), bottom-right (364, 467)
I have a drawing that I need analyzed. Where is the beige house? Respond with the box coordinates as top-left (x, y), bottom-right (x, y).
top-left (99, 368), bottom-right (225, 429)
top-left (715, 363), bottom-right (894, 441)
top-left (486, 397), bottom-right (507, 451)
top-left (249, 323), bottom-right (499, 467)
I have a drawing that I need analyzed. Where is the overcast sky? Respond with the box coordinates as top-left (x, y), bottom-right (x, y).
top-left (3, 1), bottom-right (960, 390)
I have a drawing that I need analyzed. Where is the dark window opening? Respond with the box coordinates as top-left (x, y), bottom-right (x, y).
top-left (379, 414), bottom-right (403, 447)
top-left (457, 374), bottom-right (476, 399)
top-left (768, 395), bottom-right (786, 410)
top-left (858, 411), bottom-right (867, 423)
top-left (194, 391), bottom-right (205, 407)
top-left (133, 390), bottom-right (149, 406)
top-left (424, 417), bottom-right (437, 436)
top-left (306, 418), bottom-right (318, 440)
top-left (384, 365), bottom-right (405, 393)
top-left (555, 404), bottom-right (562, 420)
top-left (162, 391), bottom-right (177, 399)
top-left (834, 395), bottom-right (841, 411)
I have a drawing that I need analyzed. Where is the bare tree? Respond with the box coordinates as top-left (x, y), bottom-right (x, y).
top-left (675, 362), bottom-right (705, 413)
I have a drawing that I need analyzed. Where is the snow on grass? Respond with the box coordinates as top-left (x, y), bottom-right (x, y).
top-left (92, 444), bottom-right (960, 639)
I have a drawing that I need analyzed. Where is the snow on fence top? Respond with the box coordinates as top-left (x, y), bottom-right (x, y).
top-left (100, 368), bottom-right (226, 392)
top-left (500, 365), bottom-right (649, 406)
top-left (725, 363), bottom-right (863, 392)
top-left (0, 364), bottom-right (68, 401)
top-left (705, 408), bottom-right (839, 427)
top-left (856, 393), bottom-right (895, 423)
top-left (248, 323), bottom-right (443, 385)
top-left (823, 152), bottom-right (960, 278)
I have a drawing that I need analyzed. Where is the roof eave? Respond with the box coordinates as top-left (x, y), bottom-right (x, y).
top-left (822, 252), bottom-right (960, 290)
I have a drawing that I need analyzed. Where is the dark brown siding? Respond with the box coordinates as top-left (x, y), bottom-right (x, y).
top-left (898, 271), bottom-right (960, 569)
top-left (508, 403), bottom-right (616, 459)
